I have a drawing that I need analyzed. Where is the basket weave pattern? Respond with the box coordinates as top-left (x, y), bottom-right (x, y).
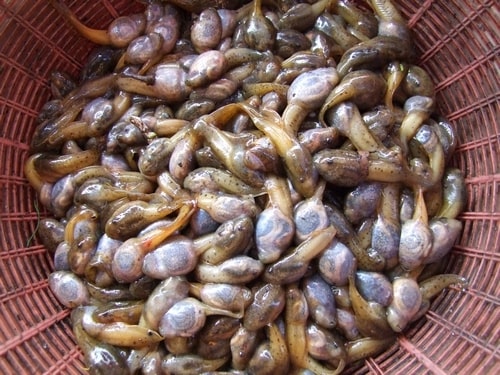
top-left (0, 1), bottom-right (498, 374)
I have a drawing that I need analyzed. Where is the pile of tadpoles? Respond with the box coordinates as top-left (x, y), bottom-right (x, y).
top-left (25, 0), bottom-right (468, 374)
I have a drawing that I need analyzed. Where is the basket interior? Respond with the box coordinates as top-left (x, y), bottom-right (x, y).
top-left (0, 1), bottom-right (498, 374)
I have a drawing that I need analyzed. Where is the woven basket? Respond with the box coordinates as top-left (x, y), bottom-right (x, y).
top-left (0, 1), bottom-right (498, 374)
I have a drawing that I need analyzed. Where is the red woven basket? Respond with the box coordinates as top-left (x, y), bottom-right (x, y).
top-left (0, 1), bottom-right (498, 374)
